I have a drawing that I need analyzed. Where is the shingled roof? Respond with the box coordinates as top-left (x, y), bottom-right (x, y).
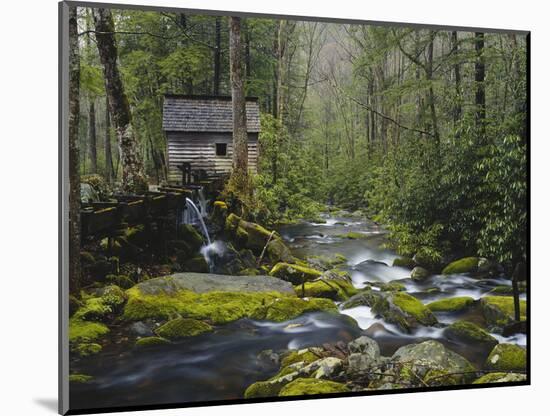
top-left (162, 95), bottom-right (261, 133)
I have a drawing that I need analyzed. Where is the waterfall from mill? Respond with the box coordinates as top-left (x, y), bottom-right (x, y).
top-left (184, 197), bottom-right (211, 245)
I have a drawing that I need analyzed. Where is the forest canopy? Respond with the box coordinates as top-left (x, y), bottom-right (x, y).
top-left (74, 8), bottom-right (527, 271)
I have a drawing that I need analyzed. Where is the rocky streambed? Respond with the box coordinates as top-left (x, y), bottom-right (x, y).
top-left (69, 211), bottom-right (527, 411)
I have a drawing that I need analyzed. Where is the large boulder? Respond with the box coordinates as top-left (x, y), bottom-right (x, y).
top-left (392, 256), bottom-right (416, 269)
top-left (485, 343), bottom-right (526, 372)
top-left (155, 317), bottom-right (212, 340)
top-left (122, 273), bottom-right (335, 324)
top-left (427, 296), bottom-right (474, 313)
top-left (346, 336), bottom-right (382, 375)
top-left (443, 320), bottom-right (498, 349)
top-left (392, 340), bottom-right (476, 385)
top-left (480, 296), bottom-right (527, 328)
top-left (371, 292), bottom-right (438, 333)
top-left (442, 257), bottom-right (479, 275)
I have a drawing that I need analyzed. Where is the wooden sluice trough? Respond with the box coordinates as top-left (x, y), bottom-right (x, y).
top-left (80, 186), bottom-right (194, 241)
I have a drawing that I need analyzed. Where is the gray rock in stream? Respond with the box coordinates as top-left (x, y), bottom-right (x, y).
top-left (346, 336), bottom-right (383, 374)
top-left (132, 272), bottom-right (295, 295)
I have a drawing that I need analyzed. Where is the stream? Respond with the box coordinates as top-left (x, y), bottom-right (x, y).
top-left (70, 213), bottom-right (525, 411)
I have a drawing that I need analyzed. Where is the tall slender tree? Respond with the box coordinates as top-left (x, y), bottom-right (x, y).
top-left (104, 96), bottom-right (113, 183)
top-left (229, 16), bottom-right (249, 193)
top-left (474, 32), bottom-right (486, 141)
top-left (93, 8), bottom-right (148, 193)
top-left (68, 6), bottom-right (81, 296)
top-left (87, 99), bottom-right (97, 173)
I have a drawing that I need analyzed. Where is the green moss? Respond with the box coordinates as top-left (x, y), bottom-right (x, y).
top-left (123, 287), bottom-right (334, 324)
top-left (73, 342), bottom-right (102, 357)
top-left (252, 297), bottom-right (336, 322)
top-left (225, 213), bottom-right (241, 233)
top-left (155, 317), bottom-right (213, 340)
top-left (135, 336), bottom-right (171, 348)
top-left (179, 224), bottom-right (204, 252)
top-left (69, 318), bottom-right (109, 343)
top-left (294, 279), bottom-right (357, 301)
top-left (269, 262), bottom-right (322, 285)
top-left (73, 297), bottom-right (112, 322)
top-left (485, 343), bottom-right (527, 371)
top-left (442, 257), bottom-right (479, 275)
top-left (481, 296), bottom-right (527, 326)
top-left (473, 372), bottom-right (526, 384)
top-left (391, 292), bottom-right (437, 325)
top-left (444, 320), bottom-right (498, 345)
top-left (69, 374), bottom-right (93, 384)
top-left (335, 232), bottom-right (368, 240)
top-left (100, 285), bottom-right (127, 310)
top-left (392, 257), bottom-right (416, 268)
top-left (278, 378), bottom-right (349, 396)
top-left (244, 380), bottom-right (281, 399)
top-left (427, 297), bottom-right (474, 312)
top-left (280, 350), bottom-right (320, 367)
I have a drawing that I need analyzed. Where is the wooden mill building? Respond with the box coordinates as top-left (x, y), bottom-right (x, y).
top-left (162, 95), bottom-right (260, 183)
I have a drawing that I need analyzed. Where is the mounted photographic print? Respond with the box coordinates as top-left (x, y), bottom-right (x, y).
top-left (59, 1), bottom-right (529, 414)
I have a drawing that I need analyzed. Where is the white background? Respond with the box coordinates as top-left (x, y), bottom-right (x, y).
top-left (1, 0), bottom-right (547, 415)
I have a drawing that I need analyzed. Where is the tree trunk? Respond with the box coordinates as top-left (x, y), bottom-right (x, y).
top-left (104, 96), bottom-right (113, 182)
top-left (451, 31), bottom-right (462, 136)
top-left (68, 6), bottom-right (81, 296)
top-left (88, 98), bottom-right (97, 173)
top-left (426, 32), bottom-right (440, 146)
top-left (474, 32), bottom-right (486, 141)
top-left (93, 8), bottom-right (148, 194)
top-left (213, 17), bottom-right (221, 95)
top-left (229, 16), bottom-right (249, 190)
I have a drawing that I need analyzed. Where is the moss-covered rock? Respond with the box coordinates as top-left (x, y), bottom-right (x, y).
top-left (69, 318), bottom-right (109, 343)
top-left (294, 279), bottom-right (357, 301)
top-left (485, 343), bottom-right (526, 371)
top-left (270, 262), bottom-right (322, 285)
top-left (73, 297), bottom-right (112, 322)
top-left (473, 372), bottom-right (527, 384)
top-left (442, 257), bottom-right (479, 275)
top-left (278, 378), bottom-right (349, 396)
top-left (392, 257), bottom-right (416, 269)
top-left (372, 292), bottom-right (437, 332)
top-left (444, 320), bottom-right (498, 348)
top-left (244, 380), bottom-right (283, 399)
top-left (73, 342), bottom-right (102, 357)
top-left (69, 374), bottom-right (93, 384)
top-left (410, 266), bottom-right (430, 281)
top-left (211, 201), bottom-right (228, 226)
top-left (281, 350), bottom-right (321, 368)
top-left (182, 256), bottom-right (209, 273)
top-left (392, 340), bottom-right (476, 385)
top-left (427, 296), bottom-right (475, 313)
top-left (179, 224), bottom-right (204, 252)
top-left (266, 238), bottom-right (294, 264)
top-left (135, 336), bottom-right (171, 348)
top-left (123, 281), bottom-right (334, 324)
top-left (155, 317), bottom-right (213, 340)
top-left (481, 296), bottom-right (527, 327)
top-left (98, 285), bottom-right (127, 311)
top-left (251, 297), bottom-right (337, 322)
